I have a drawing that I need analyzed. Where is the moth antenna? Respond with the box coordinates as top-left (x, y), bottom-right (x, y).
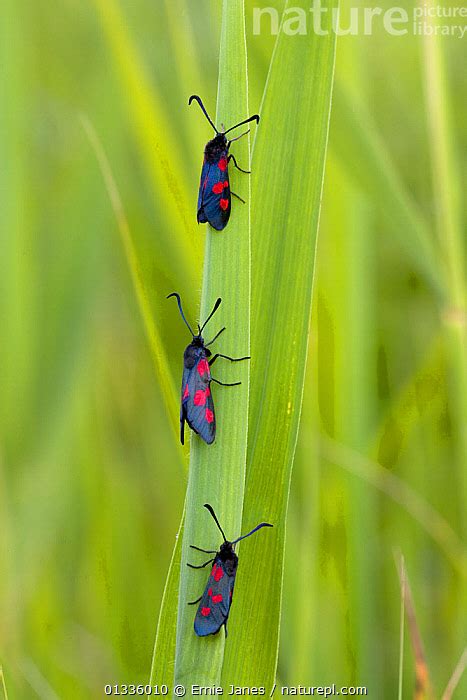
top-left (224, 114), bottom-right (260, 135)
top-left (167, 292), bottom-right (195, 336)
top-left (189, 95), bottom-right (218, 134)
top-left (231, 522), bottom-right (273, 546)
top-left (200, 298), bottom-right (222, 332)
top-left (204, 503), bottom-right (228, 542)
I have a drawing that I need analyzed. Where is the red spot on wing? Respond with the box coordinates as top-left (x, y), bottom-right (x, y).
top-left (212, 594), bottom-right (223, 604)
top-left (211, 564), bottom-right (217, 577)
top-left (218, 157), bottom-right (228, 171)
top-left (201, 607), bottom-right (211, 617)
top-left (205, 408), bottom-right (214, 424)
top-left (212, 182), bottom-right (224, 194)
top-left (197, 358), bottom-right (210, 377)
top-left (208, 587), bottom-right (213, 597)
top-left (223, 180), bottom-right (229, 188)
top-left (213, 565), bottom-right (223, 582)
top-left (219, 199), bottom-right (229, 211)
top-left (183, 384), bottom-right (189, 400)
top-left (194, 390), bottom-right (207, 406)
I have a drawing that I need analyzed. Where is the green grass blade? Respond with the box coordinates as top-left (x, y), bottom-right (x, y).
top-left (222, 0), bottom-right (338, 685)
top-left (321, 436), bottom-right (467, 579)
top-left (92, 0), bottom-right (198, 284)
top-left (442, 648), bottom-right (467, 700)
top-left (163, 0), bottom-right (203, 84)
top-left (0, 0), bottom-right (36, 458)
top-left (149, 510), bottom-right (184, 688)
top-left (420, 5), bottom-right (467, 528)
top-left (331, 83), bottom-right (444, 299)
top-left (0, 667), bottom-right (9, 700)
top-left (421, 6), bottom-right (464, 302)
top-left (82, 116), bottom-right (181, 446)
top-left (173, 0), bottom-right (251, 689)
top-left (287, 333), bottom-right (321, 681)
top-left (397, 553), bottom-right (406, 700)
top-left (319, 156), bottom-right (380, 685)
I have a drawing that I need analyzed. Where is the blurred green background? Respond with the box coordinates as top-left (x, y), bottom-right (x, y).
top-left (1, 0), bottom-right (465, 697)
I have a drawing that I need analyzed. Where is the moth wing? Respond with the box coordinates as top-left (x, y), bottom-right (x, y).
top-left (194, 559), bottom-right (234, 636)
top-left (180, 366), bottom-right (192, 445)
top-left (197, 157), bottom-right (231, 231)
top-left (181, 356), bottom-right (216, 444)
top-left (197, 160), bottom-right (210, 224)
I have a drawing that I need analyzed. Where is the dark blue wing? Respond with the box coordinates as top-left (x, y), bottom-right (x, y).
top-left (194, 558), bottom-right (235, 636)
top-left (180, 355), bottom-right (216, 445)
top-left (197, 154), bottom-right (231, 231)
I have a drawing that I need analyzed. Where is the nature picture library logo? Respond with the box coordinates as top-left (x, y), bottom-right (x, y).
top-left (252, 1), bottom-right (467, 39)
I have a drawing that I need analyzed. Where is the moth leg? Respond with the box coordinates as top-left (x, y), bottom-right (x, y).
top-left (211, 378), bottom-right (241, 387)
top-left (205, 326), bottom-right (226, 347)
top-left (224, 621), bottom-right (228, 638)
top-left (228, 153), bottom-right (250, 174)
top-left (187, 558), bottom-right (215, 569)
top-left (231, 191), bottom-right (246, 204)
top-left (209, 353), bottom-right (250, 366)
top-left (227, 128), bottom-right (251, 147)
top-left (188, 595), bottom-right (203, 606)
top-left (190, 545), bottom-right (217, 554)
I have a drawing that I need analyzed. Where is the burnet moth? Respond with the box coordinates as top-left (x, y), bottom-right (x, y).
top-left (167, 293), bottom-right (249, 445)
top-left (189, 94), bottom-right (260, 231)
top-left (188, 504), bottom-right (273, 637)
